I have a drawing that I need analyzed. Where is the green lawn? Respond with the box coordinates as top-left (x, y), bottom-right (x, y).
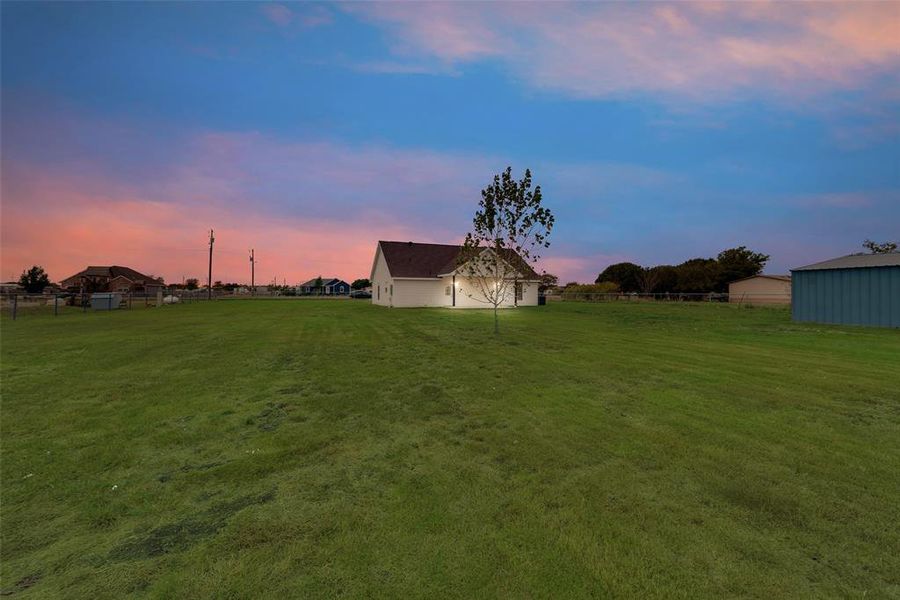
top-left (2, 300), bottom-right (898, 598)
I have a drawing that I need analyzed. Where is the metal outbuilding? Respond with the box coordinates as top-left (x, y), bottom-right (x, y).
top-left (791, 253), bottom-right (900, 328)
top-left (728, 274), bottom-right (791, 305)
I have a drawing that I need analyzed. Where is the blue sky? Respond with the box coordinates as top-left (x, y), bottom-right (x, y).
top-left (2, 1), bottom-right (898, 283)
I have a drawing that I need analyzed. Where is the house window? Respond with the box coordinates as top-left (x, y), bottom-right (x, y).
top-left (377, 286), bottom-right (380, 300)
top-left (445, 285), bottom-right (451, 296)
top-left (515, 283), bottom-right (523, 301)
top-left (389, 284), bottom-right (393, 296)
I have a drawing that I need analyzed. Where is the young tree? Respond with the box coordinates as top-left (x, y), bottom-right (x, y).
top-left (863, 239), bottom-right (898, 254)
top-left (351, 278), bottom-right (371, 290)
top-left (185, 278), bottom-right (199, 290)
top-left (18, 265), bottom-right (51, 293)
top-left (458, 167), bottom-right (554, 333)
top-left (314, 275), bottom-right (323, 295)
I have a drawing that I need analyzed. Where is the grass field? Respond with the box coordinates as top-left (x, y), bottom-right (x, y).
top-left (2, 300), bottom-right (898, 598)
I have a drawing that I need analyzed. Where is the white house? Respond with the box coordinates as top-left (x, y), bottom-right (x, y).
top-left (370, 241), bottom-right (541, 308)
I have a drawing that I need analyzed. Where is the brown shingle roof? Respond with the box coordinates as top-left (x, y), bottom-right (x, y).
top-left (378, 241), bottom-right (540, 279)
top-left (64, 266), bottom-right (163, 284)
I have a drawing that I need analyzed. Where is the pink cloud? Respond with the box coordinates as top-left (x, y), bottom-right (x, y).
top-left (261, 3), bottom-right (331, 29)
top-left (261, 4), bottom-right (293, 27)
top-left (345, 2), bottom-right (506, 62)
top-left (349, 2), bottom-right (900, 101)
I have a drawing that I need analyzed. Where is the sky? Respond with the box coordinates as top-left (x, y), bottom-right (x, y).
top-left (2, 1), bottom-right (899, 285)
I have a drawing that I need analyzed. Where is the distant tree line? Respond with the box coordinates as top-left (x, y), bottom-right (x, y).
top-left (595, 246), bottom-right (770, 294)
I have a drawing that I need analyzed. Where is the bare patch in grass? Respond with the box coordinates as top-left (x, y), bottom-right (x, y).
top-left (108, 489), bottom-right (276, 561)
top-left (0, 572), bottom-right (42, 596)
top-left (245, 402), bottom-right (291, 432)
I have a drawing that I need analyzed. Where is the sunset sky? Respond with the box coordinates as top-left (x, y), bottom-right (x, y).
top-left (2, 1), bottom-right (899, 285)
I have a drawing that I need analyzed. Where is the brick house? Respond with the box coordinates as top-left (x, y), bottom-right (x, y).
top-left (60, 266), bottom-right (165, 296)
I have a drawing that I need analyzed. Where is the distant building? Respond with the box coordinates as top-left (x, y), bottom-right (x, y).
top-left (728, 274), bottom-right (791, 305)
top-left (791, 253), bottom-right (900, 328)
top-left (0, 282), bottom-right (23, 295)
top-left (60, 266), bottom-right (165, 296)
top-left (297, 278), bottom-right (350, 295)
top-left (370, 241), bottom-right (540, 308)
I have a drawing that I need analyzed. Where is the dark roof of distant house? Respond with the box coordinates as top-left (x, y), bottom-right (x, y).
top-left (298, 277), bottom-right (346, 287)
top-left (729, 274), bottom-right (791, 284)
top-left (792, 253), bottom-right (900, 271)
top-left (63, 266), bottom-right (163, 283)
top-left (378, 241), bottom-right (540, 279)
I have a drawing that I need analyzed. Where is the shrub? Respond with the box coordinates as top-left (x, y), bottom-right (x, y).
top-left (565, 282), bottom-right (619, 294)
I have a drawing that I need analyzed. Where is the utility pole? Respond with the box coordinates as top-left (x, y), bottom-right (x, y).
top-left (207, 229), bottom-right (215, 300)
top-left (249, 248), bottom-right (255, 296)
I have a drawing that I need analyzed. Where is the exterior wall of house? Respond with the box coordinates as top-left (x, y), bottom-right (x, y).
top-left (728, 277), bottom-right (791, 305)
top-left (449, 277), bottom-right (539, 308)
top-left (391, 279), bottom-right (446, 307)
top-left (59, 276), bottom-right (86, 289)
top-left (371, 247), bottom-right (392, 306)
top-left (327, 281), bottom-right (350, 295)
top-left (109, 275), bottom-right (134, 293)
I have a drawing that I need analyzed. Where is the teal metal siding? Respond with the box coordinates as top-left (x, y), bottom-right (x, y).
top-left (792, 266), bottom-right (900, 327)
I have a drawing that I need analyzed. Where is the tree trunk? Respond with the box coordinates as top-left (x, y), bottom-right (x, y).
top-left (494, 304), bottom-right (499, 334)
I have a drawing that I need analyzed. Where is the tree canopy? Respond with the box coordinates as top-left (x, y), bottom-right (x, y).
top-left (589, 246), bottom-right (769, 294)
top-left (18, 265), bottom-right (51, 293)
top-left (595, 262), bottom-right (642, 293)
top-left (863, 239), bottom-right (898, 254)
top-left (351, 278), bottom-right (371, 290)
top-left (716, 246), bottom-right (769, 287)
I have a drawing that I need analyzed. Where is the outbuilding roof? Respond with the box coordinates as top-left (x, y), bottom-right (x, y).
top-left (729, 274), bottom-right (791, 284)
top-left (792, 253), bottom-right (900, 271)
top-left (378, 241), bottom-right (540, 279)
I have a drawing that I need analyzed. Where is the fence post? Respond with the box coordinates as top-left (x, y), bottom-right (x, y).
top-left (54, 294), bottom-right (59, 317)
top-left (11, 294), bottom-right (17, 320)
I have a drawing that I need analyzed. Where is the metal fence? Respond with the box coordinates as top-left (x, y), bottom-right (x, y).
top-left (552, 292), bottom-right (729, 302)
top-left (0, 288), bottom-right (363, 320)
top-left (0, 288), bottom-right (227, 320)
top-left (549, 292), bottom-right (790, 304)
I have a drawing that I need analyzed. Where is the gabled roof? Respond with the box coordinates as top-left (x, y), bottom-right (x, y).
top-left (298, 277), bottom-right (346, 287)
top-left (729, 274), bottom-right (791, 284)
top-left (792, 253), bottom-right (900, 271)
top-left (63, 266), bottom-right (163, 284)
top-left (377, 241), bottom-right (540, 279)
